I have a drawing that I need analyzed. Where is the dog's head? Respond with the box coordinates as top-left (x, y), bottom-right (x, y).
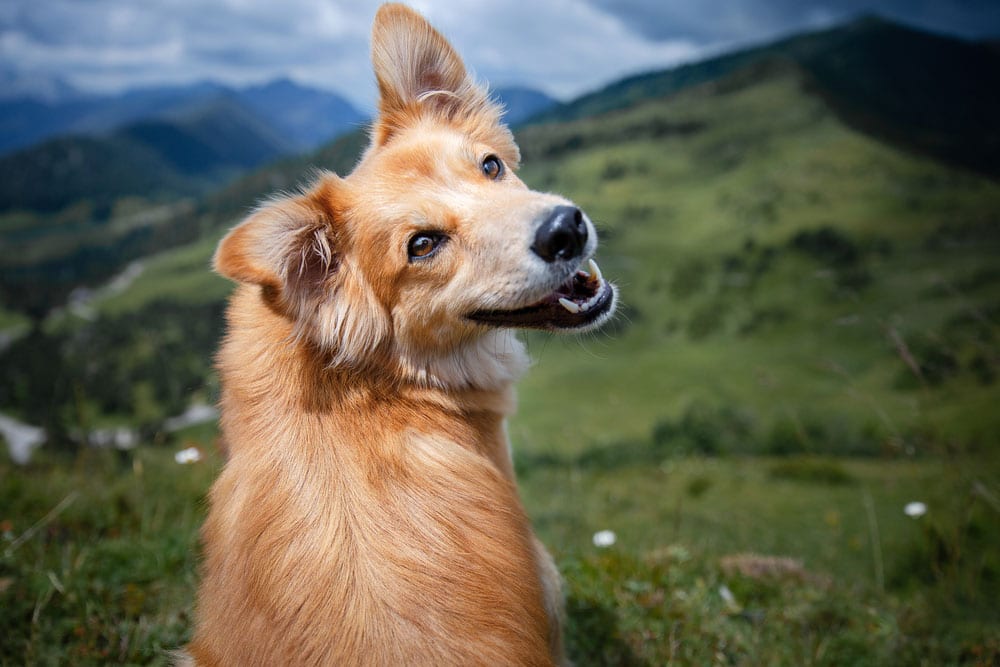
top-left (214, 3), bottom-right (616, 388)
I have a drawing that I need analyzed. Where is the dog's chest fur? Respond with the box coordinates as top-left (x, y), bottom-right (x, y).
top-left (188, 287), bottom-right (553, 665)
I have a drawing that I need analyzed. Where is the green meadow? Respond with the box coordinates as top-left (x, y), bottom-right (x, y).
top-left (4, 447), bottom-right (995, 664)
top-left (3, 53), bottom-right (999, 666)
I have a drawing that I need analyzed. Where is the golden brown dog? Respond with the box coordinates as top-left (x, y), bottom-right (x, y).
top-left (183, 4), bottom-right (616, 665)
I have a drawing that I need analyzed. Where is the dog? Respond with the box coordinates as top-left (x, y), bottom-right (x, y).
top-left (183, 4), bottom-right (616, 665)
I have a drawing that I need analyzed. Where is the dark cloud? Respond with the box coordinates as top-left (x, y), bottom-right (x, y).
top-left (585, 0), bottom-right (1000, 43)
top-left (2, 1), bottom-right (997, 107)
top-left (1, 0), bottom-right (377, 102)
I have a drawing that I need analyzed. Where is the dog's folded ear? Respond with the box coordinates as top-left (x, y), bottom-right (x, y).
top-left (371, 3), bottom-right (496, 143)
top-left (214, 180), bottom-right (389, 361)
top-left (213, 196), bottom-right (337, 297)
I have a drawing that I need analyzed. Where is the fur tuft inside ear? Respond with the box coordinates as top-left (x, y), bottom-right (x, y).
top-left (287, 226), bottom-right (338, 294)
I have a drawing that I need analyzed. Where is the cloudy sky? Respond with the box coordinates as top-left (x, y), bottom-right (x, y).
top-left (2, 0), bottom-right (998, 108)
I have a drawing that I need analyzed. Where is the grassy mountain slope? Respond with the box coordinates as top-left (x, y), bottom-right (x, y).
top-left (38, 58), bottom-right (999, 460)
top-left (0, 136), bottom-right (195, 214)
top-left (0, 97), bottom-right (298, 317)
top-left (512, 61), bottom-right (999, 454)
top-left (0, 95), bottom-right (293, 215)
top-left (529, 16), bottom-right (1000, 178)
top-left (120, 94), bottom-right (292, 176)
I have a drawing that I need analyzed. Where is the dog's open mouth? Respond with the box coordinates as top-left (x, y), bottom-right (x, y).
top-left (468, 259), bottom-right (616, 332)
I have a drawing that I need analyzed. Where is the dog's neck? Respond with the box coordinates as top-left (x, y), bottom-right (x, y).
top-left (219, 285), bottom-right (525, 476)
top-left (394, 328), bottom-right (530, 392)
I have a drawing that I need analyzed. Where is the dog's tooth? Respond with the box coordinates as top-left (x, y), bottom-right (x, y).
top-left (587, 259), bottom-right (604, 284)
top-left (558, 297), bottom-right (581, 314)
top-left (581, 282), bottom-right (606, 312)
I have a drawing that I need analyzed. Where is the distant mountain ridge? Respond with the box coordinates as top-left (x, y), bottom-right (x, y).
top-left (237, 78), bottom-right (367, 151)
top-left (0, 78), bottom-right (366, 156)
top-left (0, 96), bottom-right (293, 212)
top-left (0, 69), bottom-right (81, 104)
top-left (493, 86), bottom-right (558, 126)
top-left (527, 15), bottom-right (1000, 177)
top-left (120, 94), bottom-right (291, 176)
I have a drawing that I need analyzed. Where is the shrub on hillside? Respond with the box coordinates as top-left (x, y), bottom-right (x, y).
top-left (652, 402), bottom-right (756, 456)
top-left (669, 259), bottom-right (709, 299)
top-left (768, 459), bottom-right (855, 485)
top-left (789, 226), bottom-right (860, 267)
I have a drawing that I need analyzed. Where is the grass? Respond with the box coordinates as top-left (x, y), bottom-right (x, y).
top-left (3, 439), bottom-right (997, 665)
top-left (0, 307), bottom-right (28, 332)
top-left (0, 445), bottom-right (217, 664)
top-left (0, 198), bottom-right (195, 268)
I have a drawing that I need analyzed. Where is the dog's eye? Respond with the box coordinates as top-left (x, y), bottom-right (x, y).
top-left (481, 154), bottom-right (504, 181)
top-left (408, 232), bottom-right (445, 260)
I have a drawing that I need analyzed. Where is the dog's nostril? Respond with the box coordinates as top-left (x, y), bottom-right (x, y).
top-left (533, 206), bottom-right (588, 263)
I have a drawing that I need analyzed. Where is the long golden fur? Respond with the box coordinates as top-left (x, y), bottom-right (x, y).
top-left (183, 4), bottom-right (615, 665)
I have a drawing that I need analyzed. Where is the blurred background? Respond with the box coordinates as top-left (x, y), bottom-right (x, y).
top-left (1, 1), bottom-right (998, 664)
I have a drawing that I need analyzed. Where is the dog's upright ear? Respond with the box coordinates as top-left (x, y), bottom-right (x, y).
top-left (371, 3), bottom-right (469, 115)
top-left (370, 3), bottom-right (504, 147)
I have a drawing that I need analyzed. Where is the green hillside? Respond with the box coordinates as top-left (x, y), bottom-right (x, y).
top-left (0, 96), bottom-right (302, 318)
top-left (0, 97), bottom-right (292, 215)
top-left (50, 58), bottom-right (997, 449)
top-left (0, 123), bottom-right (366, 320)
top-left (530, 16), bottom-right (1000, 178)
top-left (42, 59), bottom-right (999, 452)
top-left (0, 135), bottom-right (195, 213)
top-left (512, 61), bottom-right (1000, 455)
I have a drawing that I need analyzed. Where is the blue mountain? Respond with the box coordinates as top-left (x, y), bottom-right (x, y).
top-left (493, 86), bottom-right (558, 126)
top-left (0, 94), bottom-right (293, 212)
top-left (237, 78), bottom-right (367, 150)
top-left (0, 78), bottom-right (366, 156)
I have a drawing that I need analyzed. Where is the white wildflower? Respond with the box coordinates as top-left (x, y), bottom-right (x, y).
top-left (904, 501), bottom-right (927, 518)
top-left (719, 584), bottom-right (737, 607)
top-left (174, 447), bottom-right (202, 464)
top-left (592, 530), bottom-right (616, 548)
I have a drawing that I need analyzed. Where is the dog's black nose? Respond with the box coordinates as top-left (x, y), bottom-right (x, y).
top-left (532, 206), bottom-right (588, 263)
